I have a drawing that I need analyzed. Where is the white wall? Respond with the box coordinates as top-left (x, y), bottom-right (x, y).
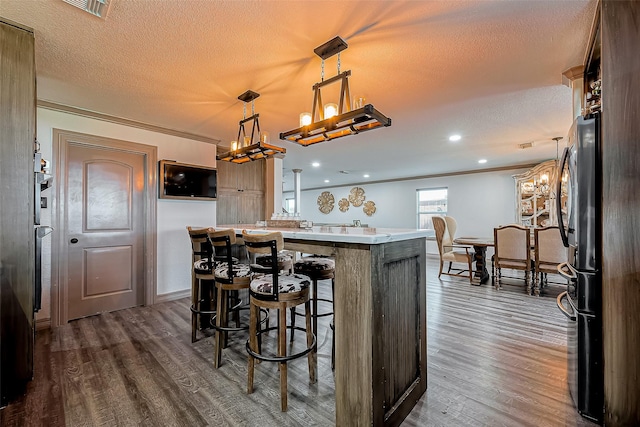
top-left (285, 168), bottom-right (527, 255)
top-left (36, 108), bottom-right (217, 322)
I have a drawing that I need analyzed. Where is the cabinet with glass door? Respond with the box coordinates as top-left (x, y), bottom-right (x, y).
top-left (513, 160), bottom-right (560, 228)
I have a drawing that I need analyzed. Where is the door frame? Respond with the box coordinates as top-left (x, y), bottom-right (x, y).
top-left (51, 129), bottom-right (157, 326)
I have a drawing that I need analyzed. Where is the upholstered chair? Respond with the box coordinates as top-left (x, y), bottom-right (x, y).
top-left (493, 224), bottom-right (532, 293)
top-left (533, 226), bottom-right (568, 295)
top-left (432, 216), bottom-right (473, 283)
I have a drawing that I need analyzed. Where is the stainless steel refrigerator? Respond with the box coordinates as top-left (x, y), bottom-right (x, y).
top-left (556, 114), bottom-right (603, 423)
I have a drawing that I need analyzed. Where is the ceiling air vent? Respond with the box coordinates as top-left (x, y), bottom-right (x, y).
top-left (518, 141), bottom-right (534, 149)
top-left (62, 0), bottom-right (111, 18)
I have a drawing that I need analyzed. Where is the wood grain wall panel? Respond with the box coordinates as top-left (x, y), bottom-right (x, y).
top-left (601, 1), bottom-right (640, 425)
top-left (334, 244), bottom-right (373, 426)
top-left (371, 238), bottom-right (427, 426)
top-left (381, 258), bottom-right (420, 411)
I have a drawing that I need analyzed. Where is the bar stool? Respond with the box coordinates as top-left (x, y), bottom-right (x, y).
top-left (187, 226), bottom-right (216, 343)
top-left (208, 228), bottom-right (252, 368)
top-left (254, 250), bottom-right (294, 274)
top-left (291, 255), bottom-right (335, 349)
top-left (242, 231), bottom-right (316, 412)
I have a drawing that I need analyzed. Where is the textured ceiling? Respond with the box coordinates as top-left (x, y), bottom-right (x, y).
top-left (0, 0), bottom-right (597, 191)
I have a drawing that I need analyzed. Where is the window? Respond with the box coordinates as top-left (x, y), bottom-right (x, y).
top-left (417, 187), bottom-right (448, 230)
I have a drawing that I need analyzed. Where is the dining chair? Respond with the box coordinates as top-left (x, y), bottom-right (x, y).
top-left (242, 231), bottom-right (316, 412)
top-left (533, 226), bottom-right (568, 296)
top-left (432, 216), bottom-right (473, 283)
top-left (492, 224), bottom-right (532, 293)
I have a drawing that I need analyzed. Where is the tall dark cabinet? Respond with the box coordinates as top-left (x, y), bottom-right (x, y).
top-left (600, 1), bottom-right (640, 425)
top-left (0, 18), bottom-right (36, 406)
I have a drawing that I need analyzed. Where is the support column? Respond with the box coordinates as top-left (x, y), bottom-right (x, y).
top-left (292, 168), bottom-right (302, 214)
top-left (265, 156), bottom-right (283, 218)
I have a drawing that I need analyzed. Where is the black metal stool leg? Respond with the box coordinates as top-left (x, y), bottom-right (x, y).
top-left (289, 307), bottom-right (296, 342)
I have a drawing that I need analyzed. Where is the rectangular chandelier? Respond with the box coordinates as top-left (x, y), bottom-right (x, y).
top-left (280, 36), bottom-right (391, 147)
top-left (217, 90), bottom-right (286, 164)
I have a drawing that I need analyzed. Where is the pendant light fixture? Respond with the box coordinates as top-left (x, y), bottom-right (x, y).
top-left (280, 36), bottom-right (392, 146)
top-left (217, 90), bottom-right (286, 164)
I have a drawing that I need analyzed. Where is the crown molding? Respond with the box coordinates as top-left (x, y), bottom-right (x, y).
top-left (300, 163), bottom-right (540, 192)
top-left (37, 99), bottom-right (221, 145)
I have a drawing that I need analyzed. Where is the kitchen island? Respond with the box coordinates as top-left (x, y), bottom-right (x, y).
top-left (223, 225), bottom-right (428, 426)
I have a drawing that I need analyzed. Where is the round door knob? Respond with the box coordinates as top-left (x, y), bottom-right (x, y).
top-left (70, 238), bottom-right (79, 244)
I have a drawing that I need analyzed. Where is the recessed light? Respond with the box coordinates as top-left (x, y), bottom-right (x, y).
top-left (363, 174), bottom-right (370, 178)
top-left (478, 159), bottom-right (487, 164)
top-left (311, 162), bottom-right (320, 167)
top-left (324, 179), bottom-right (330, 183)
top-left (449, 134), bottom-right (462, 142)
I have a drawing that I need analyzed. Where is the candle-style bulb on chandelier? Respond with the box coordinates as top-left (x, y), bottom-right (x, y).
top-left (280, 36), bottom-right (392, 146)
top-left (217, 90), bottom-right (286, 164)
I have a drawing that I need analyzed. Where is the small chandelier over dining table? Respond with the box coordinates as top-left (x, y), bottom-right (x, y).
top-left (279, 36), bottom-right (392, 147)
top-left (217, 90), bottom-right (286, 164)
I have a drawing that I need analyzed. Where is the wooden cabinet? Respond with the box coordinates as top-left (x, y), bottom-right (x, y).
top-left (215, 159), bottom-right (265, 225)
top-left (0, 18), bottom-right (36, 406)
top-left (513, 160), bottom-right (561, 228)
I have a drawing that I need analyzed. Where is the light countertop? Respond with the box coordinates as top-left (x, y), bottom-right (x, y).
top-left (218, 224), bottom-right (430, 245)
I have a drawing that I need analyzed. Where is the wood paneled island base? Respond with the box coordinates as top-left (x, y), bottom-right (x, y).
top-left (234, 225), bottom-right (428, 426)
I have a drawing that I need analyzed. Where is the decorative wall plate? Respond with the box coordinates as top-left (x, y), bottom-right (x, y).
top-left (363, 200), bottom-right (376, 216)
top-left (338, 198), bottom-right (349, 212)
top-left (348, 186), bottom-right (366, 207)
top-left (317, 191), bottom-right (335, 214)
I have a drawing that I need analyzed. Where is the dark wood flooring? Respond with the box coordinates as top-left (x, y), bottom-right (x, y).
top-left (1, 257), bottom-right (598, 426)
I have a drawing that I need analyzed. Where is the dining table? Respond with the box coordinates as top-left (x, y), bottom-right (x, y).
top-left (219, 224), bottom-right (429, 427)
top-left (453, 237), bottom-right (495, 284)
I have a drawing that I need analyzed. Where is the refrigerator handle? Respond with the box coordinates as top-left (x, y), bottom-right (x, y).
top-left (556, 291), bottom-right (576, 321)
top-left (557, 261), bottom-right (577, 281)
top-left (556, 146), bottom-right (570, 248)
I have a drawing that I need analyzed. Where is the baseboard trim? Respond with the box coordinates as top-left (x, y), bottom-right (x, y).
top-left (155, 289), bottom-right (190, 304)
top-left (32, 291), bottom-right (190, 329)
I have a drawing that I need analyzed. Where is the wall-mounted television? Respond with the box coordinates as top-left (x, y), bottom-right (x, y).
top-left (159, 160), bottom-right (217, 200)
